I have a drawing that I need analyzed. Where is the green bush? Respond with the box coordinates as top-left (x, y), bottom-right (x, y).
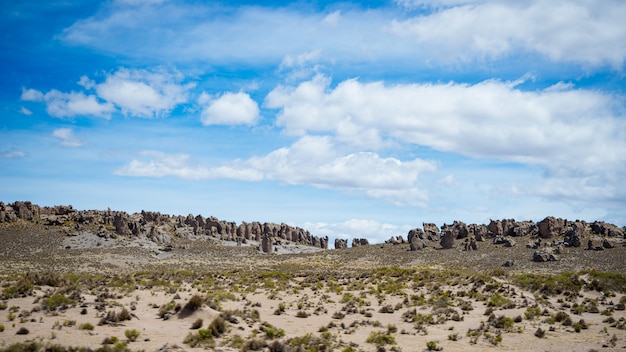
top-left (426, 340), bottom-right (442, 351)
top-left (262, 323), bottom-right (285, 339)
top-left (42, 294), bottom-right (75, 311)
top-left (79, 322), bottom-right (94, 331)
top-left (208, 316), bottom-right (227, 337)
top-left (366, 331), bottom-right (396, 345)
top-left (183, 294), bottom-right (204, 312)
top-left (125, 329), bottom-right (140, 342)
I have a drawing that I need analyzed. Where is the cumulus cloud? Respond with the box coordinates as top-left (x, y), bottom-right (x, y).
top-left (116, 135), bottom-right (436, 206)
top-left (246, 136), bottom-right (435, 205)
top-left (43, 90), bottom-right (115, 119)
top-left (266, 75), bottom-right (626, 208)
top-left (20, 68), bottom-right (192, 119)
top-left (114, 151), bottom-right (263, 181)
top-left (21, 88), bottom-right (44, 101)
top-left (95, 68), bottom-right (192, 118)
top-left (199, 92), bottom-right (260, 126)
top-left (266, 75), bottom-right (626, 175)
top-left (52, 128), bottom-right (84, 147)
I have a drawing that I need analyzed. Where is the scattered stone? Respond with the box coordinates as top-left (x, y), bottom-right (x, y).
top-left (533, 250), bottom-right (559, 262)
top-left (502, 260), bottom-right (515, 267)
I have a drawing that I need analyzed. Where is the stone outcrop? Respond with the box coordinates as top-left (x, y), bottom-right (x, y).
top-left (441, 221), bottom-right (469, 239)
top-left (463, 237), bottom-right (477, 251)
top-left (423, 223), bottom-right (439, 240)
top-left (385, 236), bottom-right (405, 245)
top-left (488, 219), bottom-right (535, 237)
top-left (0, 201), bottom-right (328, 249)
top-left (538, 216), bottom-right (566, 238)
top-left (351, 238), bottom-right (370, 247)
top-left (334, 239), bottom-right (348, 249)
top-left (261, 235), bottom-right (273, 253)
top-left (440, 231), bottom-right (455, 249)
top-left (469, 224), bottom-right (487, 241)
top-left (533, 250), bottom-right (559, 262)
top-left (591, 221), bottom-right (624, 238)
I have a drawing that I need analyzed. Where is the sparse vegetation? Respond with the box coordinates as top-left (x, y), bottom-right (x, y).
top-left (0, 212), bottom-right (625, 352)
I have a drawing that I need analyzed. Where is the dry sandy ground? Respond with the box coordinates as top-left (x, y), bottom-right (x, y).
top-left (1, 222), bottom-right (625, 351)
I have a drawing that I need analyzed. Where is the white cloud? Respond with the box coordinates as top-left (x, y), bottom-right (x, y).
top-left (0, 150), bottom-right (26, 159)
top-left (44, 90), bottom-right (115, 118)
top-left (279, 50), bottom-right (323, 81)
top-left (265, 75), bottom-right (626, 207)
top-left (77, 76), bottom-right (96, 89)
top-left (303, 219), bottom-right (413, 244)
top-left (248, 136), bottom-right (435, 198)
top-left (52, 128), bottom-right (84, 147)
top-left (59, 1), bottom-right (626, 68)
top-left (199, 92), bottom-right (260, 126)
top-left (322, 10), bottom-right (342, 26)
top-left (21, 68), bottom-right (192, 119)
top-left (266, 75), bottom-right (626, 174)
top-left (115, 136), bottom-right (436, 206)
top-left (390, 0), bottom-right (626, 66)
top-left (114, 151), bottom-right (263, 181)
top-left (95, 68), bottom-right (192, 118)
top-left (19, 107), bottom-right (33, 115)
top-left (21, 88), bottom-right (44, 101)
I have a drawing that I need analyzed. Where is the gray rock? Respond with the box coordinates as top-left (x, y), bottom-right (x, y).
top-left (440, 231), bottom-right (455, 249)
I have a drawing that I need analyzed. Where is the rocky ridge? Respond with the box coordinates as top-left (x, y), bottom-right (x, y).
top-left (0, 201), bottom-right (328, 253)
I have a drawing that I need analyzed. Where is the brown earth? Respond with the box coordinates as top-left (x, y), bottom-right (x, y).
top-left (1, 221), bottom-right (625, 352)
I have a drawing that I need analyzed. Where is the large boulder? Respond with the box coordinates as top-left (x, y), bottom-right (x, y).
top-left (493, 236), bottom-right (516, 247)
top-left (469, 224), bottom-right (488, 241)
top-left (533, 250), bottom-right (559, 262)
top-left (463, 237), bottom-right (477, 251)
top-left (261, 235), bottom-right (273, 253)
top-left (334, 239), bottom-right (348, 249)
top-left (423, 223), bottom-right (439, 240)
top-left (440, 231), bottom-right (455, 249)
top-left (407, 228), bottom-right (425, 244)
top-left (410, 238), bottom-right (427, 251)
top-left (352, 238), bottom-right (369, 247)
top-left (442, 221), bottom-right (469, 239)
top-left (538, 216), bottom-right (566, 238)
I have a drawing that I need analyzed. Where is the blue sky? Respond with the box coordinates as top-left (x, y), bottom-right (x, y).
top-left (1, 0), bottom-right (625, 243)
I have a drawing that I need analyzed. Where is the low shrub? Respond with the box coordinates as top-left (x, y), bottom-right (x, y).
top-left (366, 331), bottom-right (396, 345)
top-left (79, 322), bottom-right (94, 331)
top-left (125, 329), bottom-right (140, 342)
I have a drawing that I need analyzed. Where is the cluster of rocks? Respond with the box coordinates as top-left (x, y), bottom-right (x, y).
top-left (332, 216), bottom-right (625, 265)
top-left (0, 201), bottom-right (328, 252)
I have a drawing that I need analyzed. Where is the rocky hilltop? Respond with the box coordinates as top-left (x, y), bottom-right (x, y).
top-left (0, 201), bottom-right (328, 253)
top-left (2, 201), bottom-right (625, 261)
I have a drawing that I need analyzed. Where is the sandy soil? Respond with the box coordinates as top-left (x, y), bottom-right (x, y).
top-left (1, 222), bottom-right (625, 351)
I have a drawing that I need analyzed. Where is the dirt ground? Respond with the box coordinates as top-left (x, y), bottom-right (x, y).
top-left (1, 222), bottom-right (625, 351)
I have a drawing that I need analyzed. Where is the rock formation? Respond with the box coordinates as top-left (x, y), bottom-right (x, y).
top-left (351, 238), bottom-right (370, 247)
top-left (334, 239), bottom-right (348, 249)
top-left (0, 201), bottom-right (328, 249)
top-left (440, 231), bottom-right (455, 249)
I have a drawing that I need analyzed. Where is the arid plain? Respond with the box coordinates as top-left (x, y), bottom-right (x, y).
top-left (1, 202), bottom-right (625, 352)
